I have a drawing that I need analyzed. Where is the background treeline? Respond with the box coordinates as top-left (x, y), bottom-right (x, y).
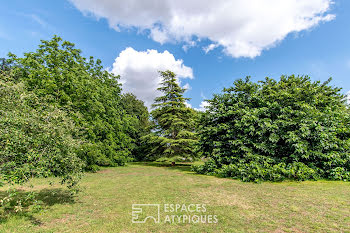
top-left (1, 35), bottom-right (350, 186)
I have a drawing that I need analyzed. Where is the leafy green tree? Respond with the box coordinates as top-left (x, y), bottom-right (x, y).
top-left (7, 36), bottom-right (135, 170)
top-left (120, 93), bottom-right (150, 160)
top-left (0, 69), bottom-right (83, 187)
top-left (194, 76), bottom-right (350, 182)
top-left (142, 70), bottom-right (198, 161)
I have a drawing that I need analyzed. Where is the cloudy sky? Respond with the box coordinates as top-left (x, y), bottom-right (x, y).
top-left (1, 0), bottom-right (350, 109)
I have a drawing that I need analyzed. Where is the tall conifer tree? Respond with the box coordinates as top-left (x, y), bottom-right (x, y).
top-left (142, 70), bottom-right (198, 161)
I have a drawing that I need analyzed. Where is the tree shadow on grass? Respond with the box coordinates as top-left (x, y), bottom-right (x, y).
top-left (133, 162), bottom-right (194, 173)
top-left (0, 188), bottom-right (75, 225)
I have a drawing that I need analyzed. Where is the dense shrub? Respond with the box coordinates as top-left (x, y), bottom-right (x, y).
top-left (193, 76), bottom-right (350, 182)
top-left (0, 70), bottom-right (83, 187)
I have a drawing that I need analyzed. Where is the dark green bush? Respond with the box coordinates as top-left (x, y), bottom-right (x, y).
top-left (193, 76), bottom-right (350, 182)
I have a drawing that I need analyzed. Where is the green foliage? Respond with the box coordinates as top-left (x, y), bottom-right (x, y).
top-left (0, 187), bottom-right (43, 217)
top-left (0, 70), bottom-right (83, 187)
top-left (0, 36), bottom-right (152, 218)
top-left (120, 93), bottom-right (150, 160)
top-left (7, 36), bottom-right (136, 169)
top-left (141, 70), bottom-right (198, 160)
top-left (194, 76), bottom-right (350, 182)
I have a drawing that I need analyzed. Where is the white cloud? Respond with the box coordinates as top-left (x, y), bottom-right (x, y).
top-left (70, 0), bottom-right (334, 58)
top-left (29, 14), bottom-right (49, 28)
top-left (183, 83), bottom-right (191, 91)
top-left (111, 47), bottom-right (193, 108)
top-left (203, 43), bottom-right (219, 54)
top-left (19, 13), bottom-right (55, 33)
top-left (185, 102), bottom-right (192, 108)
top-left (195, 101), bottom-right (210, 112)
top-left (150, 27), bottom-right (169, 44)
top-left (182, 40), bottom-right (196, 52)
top-left (347, 91), bottom-right (350, 105)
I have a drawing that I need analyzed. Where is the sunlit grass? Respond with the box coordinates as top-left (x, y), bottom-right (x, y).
top-left (1, 162), bottom-right (349, 232)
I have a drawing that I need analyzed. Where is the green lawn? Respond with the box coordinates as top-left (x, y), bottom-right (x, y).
top-left (1, 162), bottom-right (349, 232)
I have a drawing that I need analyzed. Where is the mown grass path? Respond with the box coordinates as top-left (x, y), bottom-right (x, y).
top-left (1, 162), bottom-right (349, 232)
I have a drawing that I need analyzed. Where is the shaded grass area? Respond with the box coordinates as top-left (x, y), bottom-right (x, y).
top-left (0, 188), bottom-right (75, 226)
top-left (0, 162), bottom-right (349, 232)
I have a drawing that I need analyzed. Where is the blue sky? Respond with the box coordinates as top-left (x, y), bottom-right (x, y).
top-left (1, 0), bottom-right (350, 109)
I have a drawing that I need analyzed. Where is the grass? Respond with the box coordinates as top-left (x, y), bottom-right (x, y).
top-left (0, 162), bottom-right (349, 232)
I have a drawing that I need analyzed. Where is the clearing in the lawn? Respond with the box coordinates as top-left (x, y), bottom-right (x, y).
top-left (1, 162), bottom-right (349, 232)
